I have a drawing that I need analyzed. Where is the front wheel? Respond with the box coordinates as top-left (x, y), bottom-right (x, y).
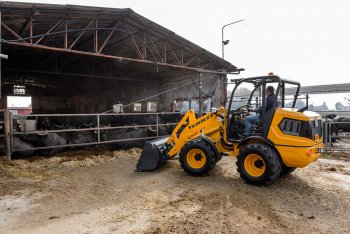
top-left (236, 143), bottom-right (282, 186)
top-left (179, 140), bottom-right (216, 176)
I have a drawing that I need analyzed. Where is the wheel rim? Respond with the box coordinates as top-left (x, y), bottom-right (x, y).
top-left (186, 149), bottom-right (206, 169)
top-left (244, 154), bottom-right (265, 177)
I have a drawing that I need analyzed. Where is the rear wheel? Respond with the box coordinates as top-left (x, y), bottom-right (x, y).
top-left (179, 140), bottom-right (216, 176)
top-left (236, 143), bottom-right (281, 186)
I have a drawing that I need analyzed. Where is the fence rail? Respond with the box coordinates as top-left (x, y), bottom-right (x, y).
top-left (318, 111), bottom-right (350, 118)
top-left (5, 111), bottom-right (181, 159)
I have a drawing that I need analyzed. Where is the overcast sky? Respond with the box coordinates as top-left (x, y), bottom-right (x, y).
top-left (6, 0), bottom-right (350, 107)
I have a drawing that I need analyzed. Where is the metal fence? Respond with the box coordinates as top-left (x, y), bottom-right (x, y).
top-left (324, 121), bottom-right (350, 151)
top-left (317, 111), bottom-right (350, 117)
top-left (5, 111), bottom-right (181, 159)
top-left (3, 109), bottom-right (350, 159)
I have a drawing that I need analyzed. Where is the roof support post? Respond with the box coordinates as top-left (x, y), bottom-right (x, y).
top-left (142, 30), bottom-right (147, 59)
top-left (163, 41), bottom-right (166, 63)
top-left (64, 18), bottom-right (68, 49)
top-left (181, 48), bottom-right (184, 66)
top-left (199, 72), bottom-right (203, 116)
top-left (220, 71), bottom-right (227, 106)
top-left (29, 16), bottom-right (33, 44)
top-left (94, 18), bottom-right (98, 53)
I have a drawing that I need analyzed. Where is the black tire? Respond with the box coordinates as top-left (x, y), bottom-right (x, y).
top-left (281, 165), bottom-right (296, 175)
top-left (236, 143), bottom-right (282, 186)
top-left (179, 140), bottom-right (216, 176)
top-left (214, 149), bottom-right (222, 162)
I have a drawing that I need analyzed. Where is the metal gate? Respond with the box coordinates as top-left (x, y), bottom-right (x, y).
top-left (324, 120), bottom-right (350, 151)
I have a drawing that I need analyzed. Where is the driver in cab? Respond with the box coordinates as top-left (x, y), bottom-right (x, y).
top-left (244, 86), bottom-right (279, 135)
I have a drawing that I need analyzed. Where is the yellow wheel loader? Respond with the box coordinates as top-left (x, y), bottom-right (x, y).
top-left (137, 75), bottom-right (324, 186)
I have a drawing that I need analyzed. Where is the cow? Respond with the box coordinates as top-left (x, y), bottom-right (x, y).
top-left (112, 127), bottom-right (151, 149)
top-left (325, 114), bottom-right (350, 133)
top-left (20, 132), bottom-right (67, 156)
top-left (324, 114), bottom-right (350, 145)
top-left (69, 131), bottom-right (96, 145)
top-left (36, 116), bottom-right (52, 130)
top-left (102, 126), bottom-right (167, 149)
top-left (12, 137), bottom-right (35, 158)
top-left (66, 116), bottom-right (97, 129)
top-left (36, 116), bottom-right (96, 130)
top-left (159, 113), bottom-right (183, 134)
top-left (99, 115), bottom-right (127, 127)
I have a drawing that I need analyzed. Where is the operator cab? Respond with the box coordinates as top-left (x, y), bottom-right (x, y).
top-left (227, 74), bottom-right (301, 142)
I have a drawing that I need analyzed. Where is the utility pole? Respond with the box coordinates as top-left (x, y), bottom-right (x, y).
top-left (221, 19), bottom-right (245, 59)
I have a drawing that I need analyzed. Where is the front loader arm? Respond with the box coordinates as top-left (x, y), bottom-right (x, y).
top-left (166, 108), bottom-right (227, 158)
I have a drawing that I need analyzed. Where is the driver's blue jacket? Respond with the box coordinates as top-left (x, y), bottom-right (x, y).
top-left (256, 93), bottom-right (280, 114)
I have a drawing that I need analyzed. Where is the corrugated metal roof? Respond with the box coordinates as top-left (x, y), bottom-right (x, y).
top-left (0, 1), bottom-right (238, 74)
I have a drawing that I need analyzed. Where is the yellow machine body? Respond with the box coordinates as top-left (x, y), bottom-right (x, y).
top-left (165, 107), bottom-right (323, 168)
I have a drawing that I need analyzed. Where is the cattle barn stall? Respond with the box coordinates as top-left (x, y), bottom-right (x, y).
top-left (0, 2), bottom-right (239, 158)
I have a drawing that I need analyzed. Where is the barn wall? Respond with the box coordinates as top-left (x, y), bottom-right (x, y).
top-left (12, 80), bottom-right (161, 114)
top-left (158, 72), bottom-right (221, 111)
top-left (17, 73), bottom-right (222, 114)
top-left (96, 80), bottom-right (162, 113)
top-left (31, 95), bottom-right (110, 113)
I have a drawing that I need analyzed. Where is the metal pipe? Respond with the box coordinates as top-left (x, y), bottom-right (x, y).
top-left (10, 112), bottom-right (13, 157)
top-left (328, 122), bottom-right (332, 151)
top-left (4, 109), bottom-right (11, 159)
top-left (97, 114), bottom-right (100, 143)
top-left (156, 113), bottom-right (159, 137)
top-left (199, 72), bottom-right (203, 116)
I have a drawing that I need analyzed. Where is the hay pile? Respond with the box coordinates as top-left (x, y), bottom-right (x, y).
top-left (0, 147), bottom-right (142, 179)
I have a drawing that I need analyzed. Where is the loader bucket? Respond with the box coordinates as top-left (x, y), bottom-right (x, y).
top-left (136, 136), bottom-right (170, 171)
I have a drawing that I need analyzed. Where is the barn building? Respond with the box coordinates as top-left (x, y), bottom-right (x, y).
top-left (0, 2), bottom-right (241, 158)
top-left (0, 1), bottom-right (239, 114)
